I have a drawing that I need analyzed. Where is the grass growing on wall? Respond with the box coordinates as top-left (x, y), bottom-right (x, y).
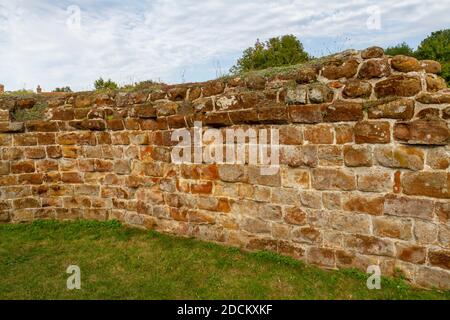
top-left (0, 220), bottom-right (448, 300)
top-left (11, 102), bottom-right (47, 122)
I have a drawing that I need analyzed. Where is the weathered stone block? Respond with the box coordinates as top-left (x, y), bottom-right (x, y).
top-left (357, 170), bottom-right (392, 192)
top-left (375, 75), bottom-right (422, 97)
top-left (307, 247), bottom-right (335, 268)
top-left (384, 194), bottom-right (434, 219)
top-left (354, 121), bottom-right (390, 144)
top-left (344, 234), bottom-right (395, 257)
top-left (342, 80), bottom-right (372, 98)
top-left (396, 244), bottom-right (426, 264)
top-left (391, 55), bottom-right (421, 72)
top-left (288, 104), bottom-right (325, 123)
top-left (0, 122), bottom-right (24, 133)
top-left (358, 58), bottom-right (391, 79)
top-left (343, 195), bottom-right (384, 216)
top-left (304, 125), bottom-right (334, 144)
top-left (344, 145), bottom-right (372, 167)
top-left (373, 216), bottom-right (413, 240)
top-left (361, 46), bottom-right (384, 59)
top-left (394, 119), bottom-right (450, 145)
top-left (375, 145), bottom-right (424, 171)
top-left (402, 172), bottom-right (450, 199)
top-left (322, 59), bottom-right (359, 80)
top-left (312, 168), bottom-right (356, 191)
top-left (323, 101), bottom-right (363, 122)
top-left (280, 145), bottom-right (318, 168)
top-left (366, 98), bottom-right (414, 120)
top-left (421, 60), bottom-right (442, 74)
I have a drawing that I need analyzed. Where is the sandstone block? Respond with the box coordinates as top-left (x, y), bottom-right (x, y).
top-left (375, 75), bottom-right (422, 97)
top-left (354, 121), bottom-right (390, 144)
top-left (394, 119), bottom-right (450, 145)
top-left (312, 168), bottom-right (355, 191)
top-left (375, 145), bottom-right (424, 171)
top-left (366, 98), bottom-right (414, 120)
top-left (358, 58), bottom-right (391, 79)
top-left (344, 145), bottom-right (372, 167)
top-left (373, 216), bottom-right (413, 240)
top-left (384, 194), bottom-right (434, 219)
top-left (323, 101), bottom-right (363, 122)
top-left (391, 55), bottom-right (422, 72)
top-left (402, 172), bottom-right (450, 199)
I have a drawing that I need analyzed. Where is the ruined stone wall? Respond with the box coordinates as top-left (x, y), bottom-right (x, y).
top-left (0, 47), bottom-right (449, 289)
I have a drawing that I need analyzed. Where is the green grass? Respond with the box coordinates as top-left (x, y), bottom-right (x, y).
top-left (0, 220), bottom-right (448, 300)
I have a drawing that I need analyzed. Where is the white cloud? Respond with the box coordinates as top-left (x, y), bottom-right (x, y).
top-left (0, 0), bottom-right (449, 91)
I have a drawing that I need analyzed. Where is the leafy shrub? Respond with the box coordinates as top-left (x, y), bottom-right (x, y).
top-left (231, 34), bottom-right (310, 74)
top-left (53, 86), bottom-right (72, 93)
top-left (12, 102), bottom-right (47, 121)
top-left (385, 42), bottom-right (415, 56)
top-left (94, 78), bottom-right (118, 91)
top-left (416, 29), bottom-right (450, 83)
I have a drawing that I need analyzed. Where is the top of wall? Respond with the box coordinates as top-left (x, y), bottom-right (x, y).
top-left (0, 46), bottom-right (449, 146)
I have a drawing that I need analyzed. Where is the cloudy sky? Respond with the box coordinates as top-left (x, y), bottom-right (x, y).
top-left (0, 0), bottom-right (449, 91)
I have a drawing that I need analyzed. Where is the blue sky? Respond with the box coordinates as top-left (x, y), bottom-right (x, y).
top-left (0, 0), bottom-right (449, 91)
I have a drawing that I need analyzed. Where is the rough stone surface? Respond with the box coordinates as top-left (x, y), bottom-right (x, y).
top-left (394, 119), bottom-right (450, 145)
top-left (375, 75), bottom-right (422, 97)
top-left (0, 48), bottom-right (449, 290)
top-left (391, 55), bottom-right (422, 72)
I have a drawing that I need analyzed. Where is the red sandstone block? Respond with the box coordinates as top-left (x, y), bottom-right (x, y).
top-left (288, 104), bottom-right (325, 123)
top-left (374, 145), bottom-right (424, 171)
top-left (312, 168), bottom-right (356, 191)
top-left (354, 121), bottom-right (390, 144)
top-left (323, 101), bottom-right (363, 122)
top-left (343, 194), bottom-right (384, 216)
top-left (343, 145), bottom-right (372, 167)
top-left (429, 250), bottom-right (450, 270)
top-left (13, 133), bottom-right (38, 146)
top-left (394, 119), bottom-right (450, 145)
top-left (18, 173), bottom-right (44, 185)
top-left (106, 119), bottom-right (124, 131)
top-left (335, 124), bottom-right (354, 144)
top-left (24, 147), bottom-right (46, 159)
top-left (36, 133), bottom-right (56, 145)
top-left (61, 172), bottom-right (83, 184)
top-left (373, 216), bottom-right (413, 240)
top-left (374, 75), bottom-right (422, 97)
top-left (25, 121), bottom-right (59, 132)
top-left (318, 145), bottom-right (343, 166)
top-left (396, 243), bottom-right (426, 264)
top-left (190, 181), bottom-right (213, 194)
top-left (402, 172), bottom-right (450, 199)
top-left (344, 234), bottom-right (395, 257)
top-left (384, 194), bottom-right (435, 219)
top-left (57, 132), bottom-right (96, 145)
top-left (13, 197), bottom-right (40, 209)
top-left (307, 247), bottom-right (335, 268)
top-left (11, 160), bottom-right (35, 174)
top-left (36, 160), bottom-right (59, 172)
top-left (304, 124), bottom-right (334, 144)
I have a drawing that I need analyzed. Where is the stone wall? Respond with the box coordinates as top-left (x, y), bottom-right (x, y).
top-left (0, 47), bottom-right (449, 289)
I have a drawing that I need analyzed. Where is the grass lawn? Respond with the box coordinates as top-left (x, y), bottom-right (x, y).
top-left (0, 220), bottom-right (448, 300)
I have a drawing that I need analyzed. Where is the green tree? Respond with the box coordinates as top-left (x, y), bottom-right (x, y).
top-left (415, 29), bottom-right (450, 83)
top-left (385, 42), bottom-right (415, 57)
top-left (231, 35), bottom-right (310, 74)
top-left (94, 78), bottom-right (118, 91)
top-left (53, 86), bottom-right (72, 93)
